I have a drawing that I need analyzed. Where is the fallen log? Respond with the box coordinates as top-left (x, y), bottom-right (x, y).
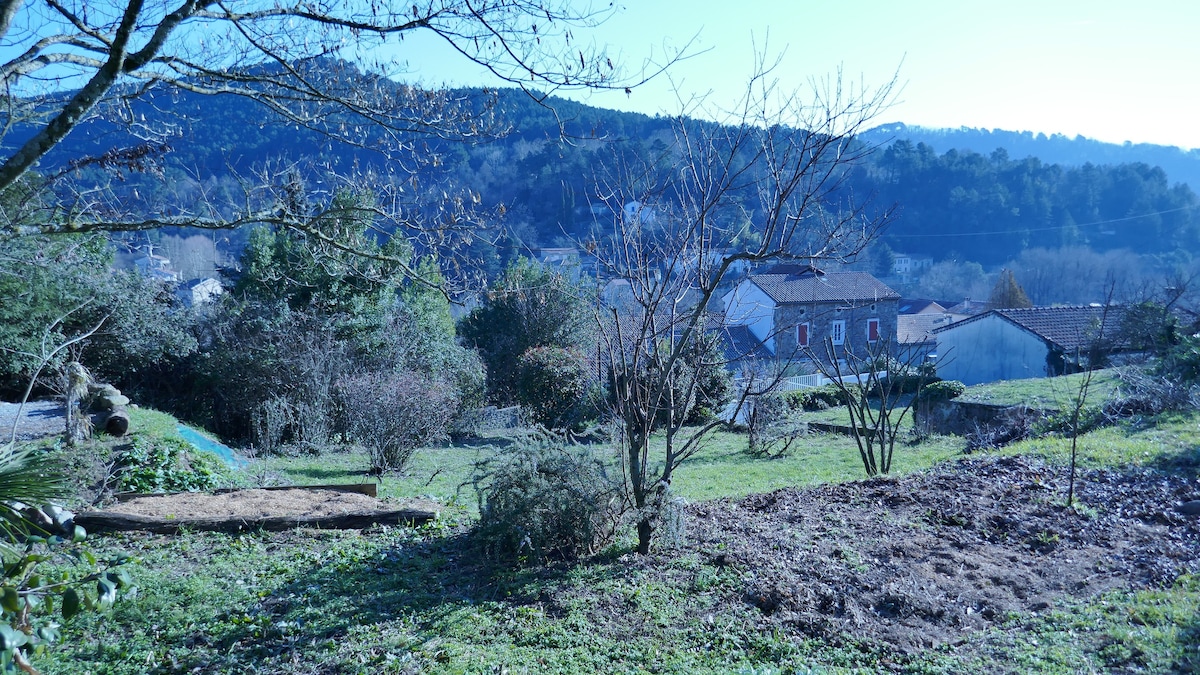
top-left (103, 408), bottom-right (130, 436)
top-left (75, 505), bottom-right (437, 534)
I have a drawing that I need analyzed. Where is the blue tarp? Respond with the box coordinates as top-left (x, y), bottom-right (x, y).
top-left (177, 425), bottom-right (246, 468)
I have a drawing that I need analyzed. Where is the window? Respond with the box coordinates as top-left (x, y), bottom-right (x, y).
top-left (830, 320), bottom-right (845, 345)
top-left (867, 318), bottom-right (880, 343)
top-left (797, 322), bottom-right (810, 348)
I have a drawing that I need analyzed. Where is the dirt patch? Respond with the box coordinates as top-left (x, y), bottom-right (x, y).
top-left (103, 488), bottom-right (439, 520)
top-left (654, 455), bottom-right (1200, 653)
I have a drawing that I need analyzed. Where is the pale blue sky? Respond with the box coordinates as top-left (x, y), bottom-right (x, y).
top-left (392, 0), bottom-right (1200, 149)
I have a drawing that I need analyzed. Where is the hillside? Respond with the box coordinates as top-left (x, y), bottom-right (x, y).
top-left (862, 122), bottom-right (1200, 192)
top-left (32, 70), bottom-right (1200, 272)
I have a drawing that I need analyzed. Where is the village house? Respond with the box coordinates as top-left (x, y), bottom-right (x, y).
top-left (933, 305), bottom-right (1128, 385)
top-left (722, 264), bottom-right (901, 364)
top-left (891, 252), bottom-right (933, 280)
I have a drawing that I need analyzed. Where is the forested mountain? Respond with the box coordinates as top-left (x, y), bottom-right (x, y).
top-left (33, 74), bottom-right (1200, 275)
top-left (861, 123), bottom-right (1200, 192)
top-left (862, 141), bottom-right (1199, 265)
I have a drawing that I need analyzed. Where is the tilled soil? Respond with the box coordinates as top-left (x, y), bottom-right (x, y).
top-left (668, 455), bottom-right (1199, 652)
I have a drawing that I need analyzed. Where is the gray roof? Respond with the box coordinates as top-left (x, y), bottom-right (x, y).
top-left (898, 298), bottom-right (946, 315)
top-left (897, 313), bottom-right (954, 345)
top-left (749, 270), bottom-right (900, 304)
top-left (934, 305), bottom-right (1128, 352)
top-left (718, 324), bottom-right (775, 361)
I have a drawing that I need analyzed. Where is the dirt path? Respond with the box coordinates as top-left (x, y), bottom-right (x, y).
top-left (0, 400), bottom-right (64, 442)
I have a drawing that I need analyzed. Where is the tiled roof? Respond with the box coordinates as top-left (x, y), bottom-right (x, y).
top-left (749, 271), bottom-right (900, 304)
top-left (897, 313), bottom-right (954, 345)
top-left (934, 305), bottom-right (1128, 352)
top-left (898, 298), bottom-right (946, 315)
top-left (718, 324), bottom-right (774, 361)
top-left (942, 299), bottom-right (993, 316)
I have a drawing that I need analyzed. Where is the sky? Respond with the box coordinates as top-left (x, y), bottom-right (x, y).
top-left (390, 0), bottom-right (1200, 150)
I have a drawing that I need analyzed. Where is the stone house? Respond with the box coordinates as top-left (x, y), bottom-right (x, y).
top-left (722, 264), bottom-right (901, 364)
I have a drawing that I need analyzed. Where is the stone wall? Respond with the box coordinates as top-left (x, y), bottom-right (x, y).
top-left (915, 399), bottom-right (1051, 437)
top-left (773, 299), bottom-right (899, 361)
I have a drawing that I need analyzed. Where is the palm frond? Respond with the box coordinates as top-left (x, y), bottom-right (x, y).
top-left (0, 449), bottom-right (70, 557)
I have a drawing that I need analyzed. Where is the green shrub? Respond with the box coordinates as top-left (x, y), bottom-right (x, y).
top-left (514, 346), bottom-right (589, 429)
top-left (472, 436), bottom-right (621, 564)
top-left (1158, 334), bottom-right (1200, 383)
top-left (783, 384), bottom-right (849, 411)
top-left (873, 373), bottom-right (937, 396)
top-left (116, 436), bottom-right (224, 493)
top-left (920, 380), bottom-right (966, 402)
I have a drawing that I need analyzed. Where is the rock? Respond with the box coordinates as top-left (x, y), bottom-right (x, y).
top-left (95, 394), bottom-right (130, 410)
top-left (1176, 500), bottom-right (1200, 515)
top-left (43, 504), bottom-right (76, 530)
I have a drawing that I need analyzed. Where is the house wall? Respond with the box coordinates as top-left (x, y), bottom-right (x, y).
top-left (935, 316), bottom-right (1048, 385)
top-left (773, 299), bottom-right (899, 361)
top-left (723, 282), bottom-right (777, 350)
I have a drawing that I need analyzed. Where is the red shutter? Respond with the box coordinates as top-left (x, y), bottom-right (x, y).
top-left (797, 322), bottom-right (809, 348)
top-left (868, 319), bottom-right (879, 342)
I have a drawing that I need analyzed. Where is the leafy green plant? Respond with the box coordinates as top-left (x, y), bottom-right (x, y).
top-left (116, 437), bottom-right (223, 494)
top-left (0, 448), bottom-right (133, 672)
top-left (920, 379), bottom-right (966, 401)
top-left (514, 346), bottom-right (589, 429)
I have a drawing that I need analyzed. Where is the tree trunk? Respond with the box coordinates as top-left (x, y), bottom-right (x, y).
top-left (637, 518), bottom-right (652, 555)
top-left (65, 362), bottom-right (91, 447)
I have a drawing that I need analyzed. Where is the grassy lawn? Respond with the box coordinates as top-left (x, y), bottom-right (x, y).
top-left (993, 409), bottom-right (1200, 473)
top-left (956, 368), bottom-right (1122, 409)
top-left (22, 403), bottom-right (1200, 674)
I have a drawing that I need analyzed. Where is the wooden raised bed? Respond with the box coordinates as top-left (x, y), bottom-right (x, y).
top-left (75, 484), bottom-right (439, 535)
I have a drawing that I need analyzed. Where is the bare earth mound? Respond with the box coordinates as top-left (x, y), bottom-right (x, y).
top-left (106, 488), bottom-right (402, 519)
top-left (632, 455), bottom-right (1200, 652)
top-left (76, 488), bottom-right (441, 534)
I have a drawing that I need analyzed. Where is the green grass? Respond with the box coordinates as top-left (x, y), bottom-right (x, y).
top-left (37, 523), bottom-right (1200, 674)
top-left (24, 405), bottom-right (1200, 674)
top-left (994, 409), bottom-right (1200, 473)
top-left (670, 429), bottom-right (963, 502)
top-left (249, 442), bottom-right (488, 509)
top-left (249, 426), bottom-right (966, 509)
top-left (957, 369), bottom-right (1122, 409)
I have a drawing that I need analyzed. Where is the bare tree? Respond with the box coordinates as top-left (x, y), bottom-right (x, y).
top-left (1064, 288), bottom-right (1117, 507)
top-left (592, 60), bottom-right (896, 554)
top-left (808, 337), bottom-right (932, 477)
top-left (0, 0), bottom-right (686, 280)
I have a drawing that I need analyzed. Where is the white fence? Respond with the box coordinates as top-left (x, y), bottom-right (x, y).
top-left (723, 371), bottom-right (887, 424)
top-left (736, 370), bottom-right (887, 393)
